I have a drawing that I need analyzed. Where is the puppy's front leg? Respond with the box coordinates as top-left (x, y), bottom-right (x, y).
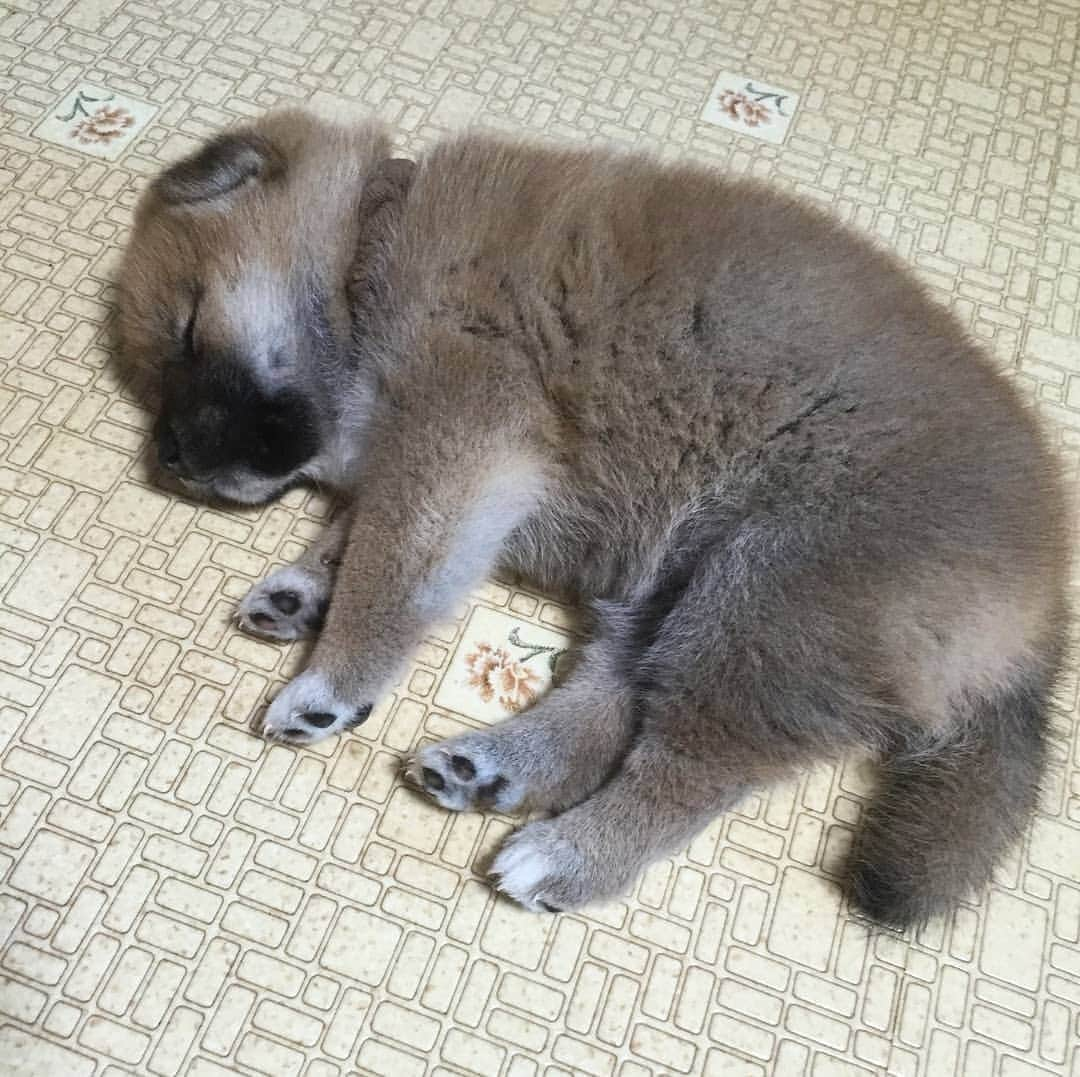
top-left (261, 396), bottom-right (546, 744)
top-left (236, 512), bottom-right (350, 641)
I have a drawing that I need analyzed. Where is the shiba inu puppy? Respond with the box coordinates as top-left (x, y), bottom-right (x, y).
top-left (118, 109), bottom-right (1069, 928)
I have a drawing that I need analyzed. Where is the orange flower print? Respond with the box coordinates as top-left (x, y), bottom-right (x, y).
top-left (717, 90), bottom-right (773, 128)
top-left (496, 660), bottom-right (540, 712)
top-left (465, 643), bottom-right (503, 703)
top-left (71, 105), bottom-right (135, 144)
top-left (464, 642), bottom-right (542, 712)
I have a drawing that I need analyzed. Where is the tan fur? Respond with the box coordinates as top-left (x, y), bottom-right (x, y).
top-left (117, 111), bottom-right (397, 503)
top-left (121, 111), bottom-right (388, 370)
top-left (119, 110), bottom-right (1070, 928)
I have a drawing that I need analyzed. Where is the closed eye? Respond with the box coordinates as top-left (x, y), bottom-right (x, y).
top-left (171, 288), bottom-right (202, 363)
top-left (182, 305), bottom-right (198, 357)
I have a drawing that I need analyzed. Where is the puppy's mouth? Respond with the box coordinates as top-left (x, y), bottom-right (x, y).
top-left (153, 415), bottom-right (322, 506)
top-left (153, 463), bottom-right (296, 507)
top-left (151, 464), bottom-right (212, 498)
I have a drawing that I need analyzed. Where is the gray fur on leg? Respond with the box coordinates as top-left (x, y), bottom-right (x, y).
top-left (411, 636), bottom-right (637, 814)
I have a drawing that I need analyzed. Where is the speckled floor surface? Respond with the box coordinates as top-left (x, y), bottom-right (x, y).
top-left (1, 1), bottom-right (1079, 1075)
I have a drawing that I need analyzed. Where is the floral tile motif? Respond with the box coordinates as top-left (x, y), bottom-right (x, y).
top-left (3, 2), bottom-right (1079, 1074)
top-left (701, 71), bottom-right (799, 144)
top-left (34, 84), bottom-right (157, 160)
top-left (433, 605), bottom-right (573, 724)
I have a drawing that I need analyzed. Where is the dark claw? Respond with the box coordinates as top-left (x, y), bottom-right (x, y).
top-left (537, 901), bottom-right (562, 914)
top-left (305, 711), bottom-right (337, 728)
top-left (249, 611), bottom-right (275, 628)
top-left (284, 727), bottom-right (308, 738)
top-left (422, 767), bottom-right (446, 792)
top-left (451, 754), bottom-right (476, 780)
top-left (270, 590), bottom-right (301, 615)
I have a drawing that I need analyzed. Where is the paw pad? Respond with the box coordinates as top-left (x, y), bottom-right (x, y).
top-left (476, 776), bottom-right (509, 803)
top-left (451, 755), bottom-right (476, 780)
top-left (236, 565), bottom-right (331, 642)
top-left (348, 704), bottom-right (373, 728)
top-left (410, 736), bottom-right (523, 813)
top-left (261, 669), bottom-right (374, 745)
top-left (270, 590), bottom-right (301, 615)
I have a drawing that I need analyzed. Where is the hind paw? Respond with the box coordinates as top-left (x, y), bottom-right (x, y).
top-left (407, 732), bottom-right (527, 813)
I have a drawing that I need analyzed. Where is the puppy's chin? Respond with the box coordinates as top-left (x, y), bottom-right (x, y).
top-left (161, 468), bottom-right (302, 507)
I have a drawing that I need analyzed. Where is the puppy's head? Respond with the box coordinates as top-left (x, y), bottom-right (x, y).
top-left (117, 109), bottom-right (413, 504)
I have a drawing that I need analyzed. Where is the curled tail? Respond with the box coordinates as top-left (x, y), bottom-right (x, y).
top-left (848, 662), bottom-right (1059, 930)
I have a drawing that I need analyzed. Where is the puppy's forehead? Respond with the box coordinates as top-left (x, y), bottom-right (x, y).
top-left (213, 261), bottom-right (289, 319)
top-left (200, 262), bottom-right (299, 373)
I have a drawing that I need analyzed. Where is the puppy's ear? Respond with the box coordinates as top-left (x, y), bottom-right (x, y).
top-left (357, 157), bottom-right (416, 217)
top-left (154, 132), bottom-right (286, 206)
top-left (348, 157), bottom-right (416, 315)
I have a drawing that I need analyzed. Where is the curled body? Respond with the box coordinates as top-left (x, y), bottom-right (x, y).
top-left (118, 110), bottom-right (1069, 928)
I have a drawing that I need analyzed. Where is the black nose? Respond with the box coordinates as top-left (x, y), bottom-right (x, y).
top-left (157, 424), bottom-right (183, 474)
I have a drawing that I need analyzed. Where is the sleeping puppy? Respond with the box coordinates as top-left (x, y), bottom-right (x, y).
top-left (118, 109), bottom-right (1069, 929)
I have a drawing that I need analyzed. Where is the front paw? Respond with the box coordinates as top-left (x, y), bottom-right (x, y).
top-left (236, 565), bottom-right (330, 642)
top-left (407, 732), bottom-right (526, 813)
top-left (261, 670), bottom-right (372, 745)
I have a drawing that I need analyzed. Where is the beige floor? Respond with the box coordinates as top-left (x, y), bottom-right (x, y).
top-left (1, 1), bottom-right (1079, 1075)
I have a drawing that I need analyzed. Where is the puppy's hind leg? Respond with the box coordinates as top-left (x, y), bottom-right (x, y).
top-left (488, 545), bottom-right (893, 913)
top-left (490, 719), bottom-right (754, 911)
top-left (487, 560), bottom-right (804, 911)
top-left (410, 634), bottom-right (638, 814)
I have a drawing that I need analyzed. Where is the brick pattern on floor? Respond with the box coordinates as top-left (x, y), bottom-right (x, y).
top-left (0, 1), bottom-right (1078, 1075)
